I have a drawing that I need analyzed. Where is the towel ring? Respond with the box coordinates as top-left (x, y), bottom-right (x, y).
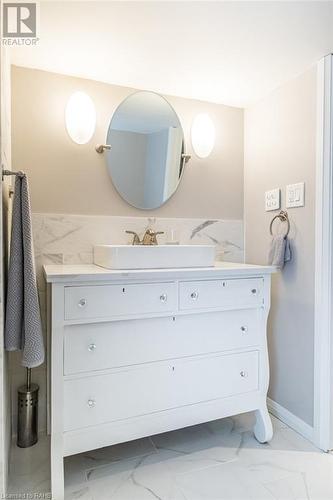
top-left (270, 210), bottom-right (290, 237)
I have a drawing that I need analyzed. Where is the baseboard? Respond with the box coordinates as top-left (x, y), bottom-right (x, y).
top-left (267, 397), bottom-right (314, 443)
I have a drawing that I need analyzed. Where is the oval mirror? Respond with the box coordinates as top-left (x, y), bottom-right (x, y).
top-left (106, 91), bottom-right (186, 209)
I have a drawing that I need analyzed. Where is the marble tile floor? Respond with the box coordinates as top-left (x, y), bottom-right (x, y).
top-left (8, 413), bottom-right (333, 500)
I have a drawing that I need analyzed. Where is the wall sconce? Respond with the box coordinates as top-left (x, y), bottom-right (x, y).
top-left (191, 113), bottom-right (216, 158)
top-left (65, 91), bottom-right (96, 145)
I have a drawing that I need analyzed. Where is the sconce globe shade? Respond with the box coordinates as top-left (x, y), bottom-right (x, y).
top-left (191, 113), bottom-right (216, 158)
top-left (65, 91), bottom-right (96, 145)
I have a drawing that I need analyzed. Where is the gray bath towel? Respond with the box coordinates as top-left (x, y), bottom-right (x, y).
top-left (5, 172), bottom-right (44, 368)
top-left (268, 234), bottom-right (292, 269)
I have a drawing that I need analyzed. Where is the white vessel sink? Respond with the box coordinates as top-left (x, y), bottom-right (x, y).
top-left (94, 245), bottom-right (215, 270)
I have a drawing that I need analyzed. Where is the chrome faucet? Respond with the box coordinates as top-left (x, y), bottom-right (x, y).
top-left (125, 229), bottom-right (164, 246)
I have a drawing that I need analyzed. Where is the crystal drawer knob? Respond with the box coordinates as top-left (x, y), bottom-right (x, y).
top-left (160, 293), bottom-right (167, 302)
top-left (240, 326), bottom-right (248, 333)
top-left (87, 399), bottom-right (96, 408)
top-left (190, 291), bottom-right (199, 300)
top-left (240, 370), bottom-right (248, 378)
top-left (78, 298), bottom-right (87, 308)
top-left (88, 343), bottom-right (96, 352)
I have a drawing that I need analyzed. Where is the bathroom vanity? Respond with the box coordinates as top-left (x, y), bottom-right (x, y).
top-left (45, 262), bottom-right (275, 499)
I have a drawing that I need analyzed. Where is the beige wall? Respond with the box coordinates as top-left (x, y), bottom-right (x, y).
top-left (11, 66), bottom-right (244, 219)
top-left (244, 67), bottom-right (317, 426)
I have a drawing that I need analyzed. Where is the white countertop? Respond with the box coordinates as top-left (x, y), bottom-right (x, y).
top-left (44, 262), bottom-right (276, 283)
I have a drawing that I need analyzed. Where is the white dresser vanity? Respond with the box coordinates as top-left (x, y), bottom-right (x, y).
top-left (45, 262), bottom-right (275, 499)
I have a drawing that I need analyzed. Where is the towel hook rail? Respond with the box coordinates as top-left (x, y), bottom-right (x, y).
top-left (270, 210), bottom-right (290, 237)
top-left (2, 169), bottom-right (25, 179)
top-left (2, 169), bottom-right (26, 198)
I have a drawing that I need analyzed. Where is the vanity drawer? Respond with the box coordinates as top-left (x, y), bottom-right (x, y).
top-left (64, 282), bottom-right (177, 321)
top-left (179, 278), bottom-right (264, 311)
top-left (64, 309), bottom-right (261, 375)
top-left (63, 350), bottom-right (259, 431)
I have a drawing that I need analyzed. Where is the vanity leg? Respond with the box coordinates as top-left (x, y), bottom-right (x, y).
top-left (51, 436), bottom-right (64, 499)
top-left (254, 406), bottom-right (273, 443)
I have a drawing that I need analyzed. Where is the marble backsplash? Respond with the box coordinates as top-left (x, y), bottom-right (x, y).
top-left (10, 214), bottom-right (244, 435)
top-left (32, 214), bottom-right (244, 287)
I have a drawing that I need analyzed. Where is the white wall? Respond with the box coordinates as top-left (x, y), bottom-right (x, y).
top-left (108, 129), bottom-right (147, 207)
top-left (144, 129), bottom-right (169, 207)
top-left (0, 45), bottom-right (12, 495)
top-left (244, 67), bottom-right (317, 426)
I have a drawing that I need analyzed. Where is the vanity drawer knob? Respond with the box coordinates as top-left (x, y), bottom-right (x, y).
top-left (251, 289), bottom-right (257, 295)
top-left (87, 399), bottom-right (96, 408)
top-left (160, 293), bottom-right (168, 302)
top-left (78, 298), bottom-right (87, 308)
top-left (88, 343), bottom-right (96, 352)
top-left (240, 326), bottom-right (248, 333)
top-left (240, 370), bottom-right (248, 378)
top-left (190, 291), bottom-right (199, 300)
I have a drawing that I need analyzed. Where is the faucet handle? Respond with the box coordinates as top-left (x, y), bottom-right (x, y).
top-left (125, 230), bottom-right (141, 245)
top-left (150, 230), bottom-right (164, 245)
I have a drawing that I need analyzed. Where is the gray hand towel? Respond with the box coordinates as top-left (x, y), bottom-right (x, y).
top-left (5, 172), bottom-right (44, 368)
top-left (268, 234), bottom-right (292, 269)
